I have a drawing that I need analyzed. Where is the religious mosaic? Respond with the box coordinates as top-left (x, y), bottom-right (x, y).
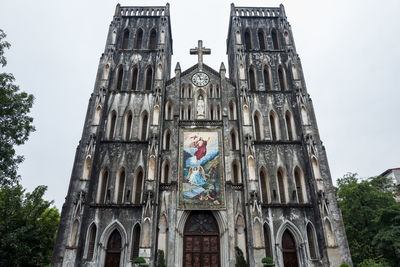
top-left (179, 129), bottom-right (225, 209)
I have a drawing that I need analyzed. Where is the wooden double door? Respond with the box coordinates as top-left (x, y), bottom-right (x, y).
top-left (183, 211), bottom-right (220, 267)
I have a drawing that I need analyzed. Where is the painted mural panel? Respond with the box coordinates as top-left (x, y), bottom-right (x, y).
top-left (179, 129), bottom-right (225, 209)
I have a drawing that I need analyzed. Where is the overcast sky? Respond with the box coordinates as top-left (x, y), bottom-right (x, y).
top-left (1, 0), bottom-right (399, 209)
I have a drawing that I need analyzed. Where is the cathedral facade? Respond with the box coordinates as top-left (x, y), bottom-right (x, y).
top-left (53, 4), bottom-right (352, 267)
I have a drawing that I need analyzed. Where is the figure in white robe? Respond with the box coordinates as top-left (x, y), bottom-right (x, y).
top-left (187, 166), bottom-right (207, 186)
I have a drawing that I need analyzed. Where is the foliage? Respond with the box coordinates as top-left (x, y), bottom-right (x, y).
top-left (358, 258), bottom-right (390, 267)
top-left (234, 246), bottom-right (248, 267)
top-left (262, 256), bottom-right (275, 266)
top-left (339, 264), bottom-right (351, 267)
top-left (0, 29), bottom-right (35, 185)
top-left (157, 249), bottom-right (167, 267)
top-left (0, 183), bottom-right (60, 266)
top-left (134, 256), bottom-right (147, 263)
top-left (337, 173), bottom-right (400, 266)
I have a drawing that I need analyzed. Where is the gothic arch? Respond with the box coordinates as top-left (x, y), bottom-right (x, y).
top-left (98, 220), bottom-right (128, 267)
top-left (243, 104), bottom-right (250, 125)
top-left (135, 28), bottom-right (143, 49)
top-left (97, 167), bottom-right (109, 203)
top-left (165, 101), bottom-right (173, 120)
top-left (253, 110), bottom-right (263, 140)
top-left (259, 166), bottom-right (271, 203)
top-left (263, 65), bottom-right (272, 91)
top-left (269, 110), bottom-right (280, 141)
top-left (324, 218), bottom-right (336, 247)
top-left (115, 65), bottom-right (124, 91)
top-left (230, 129), bottom-right (239, 150)
top-left (108, 110), bottom-right (117, 140)
top-left (232, 159), bottom-right (241, 184)
top-left (139, 110), bottom-right (149, 141)
top-left (248, 65), bottom-right (257, 91)
top-left (94, 105), bottom-right (102, 125)
top-left (148, 28), bottom-right (157, 49)
top-left (133, 167), bottom-right (144, 204)
top-left (258, 28), bottom-right (266, 50)
top-left (301, 106), bottom-right (309, 125)
top-left (161, 159), bottom-right (170, 183)
top-left (84, 222), bottom-right (97, 261)
top-left (103, 64), bottom-right (110, 80)
top-left (121, 28), bottom-right (130, 49)
top-left (311, 156), bottom-right (322, 180)
top-left (115, 167), bottom-right (126, 204)
top-left (294, 166), bottom-right (307, 203)
top-left (175, 210), bottom-right (228, 267)
top-left (271, 28), bottom-right (280, 50)
top-left (248, 156), bottom-right (256, 181)
top-left (69, 219), bottom-right (80, 247)
top-left (144, 66), bottom-right (153, 91)
top-left (229, 100), bottom-right (236, 120)
top-left (278, 65), bottom-right (287, 90)
top-left (253, 218), bottom-right (263, 248)
top-left (292, 63), bottom-right (299, 80)
top-left (124, 110), bottom-right (133, 141)
top-left (285, 110), bottom-right (296, 141)
top-left (156, 63), bottom-right (162, 80)
top-left (148, 156), bottom-right (156, 181)
top-left (276, 221), bottom-right (305, 267)
top-left (306, 222), bottom-right (318, 259)
top-left (130, 65), bottom-right (139, 90)
top-left (244, 28), bottom-right (252, 50)
top-left (277, 167), bottom-right (288, 204)
top-left (130, 223), bottom-right (141, 260)
top-left (153, 105), bottom-right (160, 125)
top-left (163, 128), bottom-right (171, 150)
top-left (263, 223), bottom-right (273, 258)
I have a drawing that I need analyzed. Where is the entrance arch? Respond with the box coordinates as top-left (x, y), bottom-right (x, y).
top-left (183, 211), bottom-right (220, 267)
top-left (105, 229), bottom-right (122, 267)
top-left (282, 230), bottom-right (299, 267)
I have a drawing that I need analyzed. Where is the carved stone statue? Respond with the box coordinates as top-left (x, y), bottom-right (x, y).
top-left (197, 95), bottom-right (205, 118)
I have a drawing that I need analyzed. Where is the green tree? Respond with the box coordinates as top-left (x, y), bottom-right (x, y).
top-left (337, 173), bottom-right (400, 266)
top-left (0, 29), bottom-right (35, 185)
top-left (0, 184), bottom-right (60, 266)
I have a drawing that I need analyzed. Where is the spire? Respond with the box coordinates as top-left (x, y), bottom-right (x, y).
top-left (114, 3), bottom-right (121, 17)
top-left (175, 62), bottom-right (181, 77)
top-left (219, 62), bottom-right (226, 78)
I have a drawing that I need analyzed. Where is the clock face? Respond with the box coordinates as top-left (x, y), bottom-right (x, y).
top-left (192, 72), bottom-right (209, 87)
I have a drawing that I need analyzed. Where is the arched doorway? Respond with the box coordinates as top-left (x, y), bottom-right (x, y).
top-left (282, 230), bottom-right (299, 267)
top-left (183, 211), bottom-right (220, 267)
top-left (105, 229), bottom-right (122, 267)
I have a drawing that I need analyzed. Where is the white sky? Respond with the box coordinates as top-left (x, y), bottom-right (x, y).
top-left (1, 0), bottom-right (399, 209)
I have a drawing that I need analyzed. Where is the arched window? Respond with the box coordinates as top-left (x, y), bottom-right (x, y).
top-left (244, 29), bottom-right (252, 50)
top-left (301, 106), bottom-right (309, 125)
top-left (131, 66), bottom-right (138, 90)
top-left (260, 168), bottom-right (270, 203)
top-left (116, 66), bottom-right (123, 90)
top-left (82, 156), bottom-right (91, 180)
top-left (164, 129), bottom-right (171, 150)
top-left (188, 84), bottom-right (192, 98)
top-left (181, 85), bottom-right (185, 98)
top-left (125, 111), bottom-right (133, 140)
top-left (148, 29), bottom-right (157, 49)
top-left (131, 224), bottom-right (141, 260)
top-left (294, 167), bottom-right (305, 203)
top-left (312, 157), bottom-right (321, 179)
top-left (325, 219), bottom-right (336, 247)
top-left (187, 105), bottom-right (191, 120)
top-left (121, 29), bottom-right (129, 49)
top-left (134, 169), bottom-right (143, 204)
top-left (307, 223), bottom-right (317, 259)
top-left (253, 111), bottom-right (262, 140)
top-left (144, 66), bottom-right (153, 91)
top-left (116, 169), bottom-right (125, 204)
top-left (277, 168), bottom-right (286, 203)
top-left (271, 28), bottom-right (280, 50)
top-left (108, 111), bottom-right (117, 140)
top-left (135, 28), bottom-right (143, 49)
top-left (165, 101), bottom-right (173, 120)
top-left (180, 105), bottom-right (185, 120)
top-left (258, 29), bottom-right (265, 50)
top-left (162, 160), bottom-right (170, 183)
top-left (103, 64), bottom-right (110, 80)
top-left (292, 64), bottom-right (299, 80)
top-left (209, 85), bottom-right (213, 98)
top-left (278, 65), bottom-right (287, 90)
top-left (217, 105), bottom-right (221, 120)
top-left (243, 105), bottom-right (250, 125)
top-left (98, 169), bottom-right (109, 203)
top-left (140, 111), bottom-right (148, 141)
top-left (153, 106), bottom-right (160, 125)
top-left (87, 224), bottom-right (97, 261)
top-left (229, 101), bottom-right (236, 120)
top-left (216, 84), bottom-right (220, 98)
top-left (263, 66), bottom-right (271, 91)
top-left (285, 111), bottom-right (294, 141)
top-left (249, 67), bottom-right (256, 90)
top-left (230, 129), bottom-right (238, 150)
top-left (232, 161), bottom-right (240, 184)
top-left (210, 105), bottom-right (214, 120)
top-left (248, 156), bottom-right (256, 181)
top-left (264, 224), bottom-right (272, 258)
top-left (269, 111), bottom-right (278, 141)
top-left (69, 219), bottom-right (79, 247)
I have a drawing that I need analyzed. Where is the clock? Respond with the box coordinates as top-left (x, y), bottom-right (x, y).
top-left (192, 72), bottom-right (209, 87)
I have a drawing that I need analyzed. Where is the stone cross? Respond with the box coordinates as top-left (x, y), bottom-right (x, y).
top-left (190, 40), bottom-right (211, 70)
